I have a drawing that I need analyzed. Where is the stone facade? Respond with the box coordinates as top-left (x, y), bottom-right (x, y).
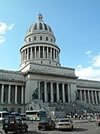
top-left (0, 14), bottom-right (100, 113)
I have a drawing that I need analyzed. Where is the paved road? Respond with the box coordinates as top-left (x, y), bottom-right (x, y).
top-left (0, 120), bottom-right (100, 134)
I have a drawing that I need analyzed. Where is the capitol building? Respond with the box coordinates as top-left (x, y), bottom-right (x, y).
top-left (0, 14), bottom-right (100, 114)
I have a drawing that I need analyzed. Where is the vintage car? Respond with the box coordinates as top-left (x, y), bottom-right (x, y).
top-left (2, 116), bottom-right (28, 134)
top-left (38, 118), bottom-right (56, 130)
top-left (56, 118), bottom-right (74, 130)
top-left (96, 113), bottom-right (100, 126)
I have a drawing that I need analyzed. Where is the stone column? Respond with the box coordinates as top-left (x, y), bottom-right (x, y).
top-left (98, 91), bottom-right (100, 104)
top-left (47, 47), bottom-right (48, 59)
top-left (91, 91), bottom-right (95, 104)
top-left (53, 48), bottom-right (54, 59)
top-left (50, 48), bottom-right (52, 59)
top-left (56, 50), bottom-right (57, 61)
top-left (42, 46), bottom-right (44, 58)
top-left (95, 91), bottom-right (98, 104)
top-left (50, 82), bottom-right (54, 103)
top-left (88, 90), bottom-right (90, 103)
top-left (21, 52), bottom-right (22, 62)
top-left (22, 50), bottom-right (23, 61)
top-left (56, 51), bottom-right (58, 61)
top-left (1, 84), bottom-right (4, 104)
top-left (38, 46), bottom-right (40, 58)
top-left (56, 83), bottom-right (59, 102)
top-left (44, 82), bottom-right (48, 102)
top-left (54, 49), bottom-right (55, 60)
top-left (26, 49), bottom-right (28, 60)
top-left (38, 82), bottom-right (41, 101)
top-left (23, 50), bottom-right (25, 61)
top-left (27, 48), bottom-right (29, 60)
top-left (26, 48), bottom-right (28, 60)
top-left (58, 52), bottom-right (60, 62)
top-left (80, 90), bottom-right (82, 101)
top-left (25, 50), bottom-right (26, 60)
top-left (31, 47), bottom-right (32, 60)
top-left (15, 86), bottom-right (17, 104)
top-left (21, 86), bottom-right (24, 104)
top-left (8, 85), bottom-right (11, 104)
top-left (62, 83), bottom-right (65, 103)
top-left (68, 84), bottom-right (71, 102)
top-left (35, 46), bottom-right (36, 58)
top-left (21, 51), bottom-right (23, 61)
top-left (84, 90), bottom-right (86, 102)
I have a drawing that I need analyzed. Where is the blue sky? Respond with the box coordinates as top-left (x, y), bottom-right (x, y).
top-left (0, 0), bottom-right (100, 80)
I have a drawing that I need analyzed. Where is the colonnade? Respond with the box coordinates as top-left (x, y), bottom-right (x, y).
top-left (0, 84), bottom-right (25, 104)
top-left (38, 81), bottom-right (71, 103)
top-left (21, 46), bottom-right (59, 62)
top-left (77, 89), bottom-right (100, 104)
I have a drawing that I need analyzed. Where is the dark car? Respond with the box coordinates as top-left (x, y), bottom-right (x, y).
top-left (96, 114), bottom-right (100, 126)
top-left (2, 116), bottom-right (28, 134)
top-left (38, 118), bottom-right (56, 130)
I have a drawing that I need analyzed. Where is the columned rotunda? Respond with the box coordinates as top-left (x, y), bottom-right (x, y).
top-left (0, 14), bottom-right (100, 114)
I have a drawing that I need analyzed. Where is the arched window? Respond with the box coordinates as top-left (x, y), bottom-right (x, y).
top-left (44, 23), bottom-right (47, 30)
top-left (10, 108), bottom-right (15, 112)
top-left (49, 26), bottom-right (51, 32)
top-left (30, 107), bottom-right (33, 110)
top-left (18, 108), bottom-right (21, 113)
top-left (40, 36), bottom-right (42, 40)
top-left (34, 36), bottom-right (36, 40)
top-left (29, 38), bottom-right (31, 42)
top-left (34, 23), bottom-right (37, 30)
top-left (46, 37), bottom-right (48, 41)
top-left (3, 107), bottom-right (8, 111)
top-left (51, 38), bottom-right (53, 42)
top-left (39, 23), bottom-right (42, 29)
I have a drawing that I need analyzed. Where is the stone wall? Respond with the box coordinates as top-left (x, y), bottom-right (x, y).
top-left (0, 69), bottom-right (25, 82)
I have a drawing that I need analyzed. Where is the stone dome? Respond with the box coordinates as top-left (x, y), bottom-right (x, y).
top-left (20, 14), bottom-right (60, 70)
top-left (25, 14), bottom-right (55, 41)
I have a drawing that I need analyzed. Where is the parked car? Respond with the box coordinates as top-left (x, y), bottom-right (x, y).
top-left (88, 115), bottom-right (96, 122)
top-left (0, 111), bottom-right (9, 123)
top-left (56, 118), bottom-right (74, 130)
top-left (38, 118), bottom-right (56, 130)
top-left (96, 113), bottom-right (100, 126)
top-left (2, 116), bottom-right (28, 134)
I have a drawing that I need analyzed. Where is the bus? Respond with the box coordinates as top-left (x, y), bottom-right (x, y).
top-left (0, 111), bottom-right (9, 122)
top-left (26, 110), bottom-right (47, 121)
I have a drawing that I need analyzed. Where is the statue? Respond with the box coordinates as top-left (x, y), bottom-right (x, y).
top-left (75, 90), bottom-right (79, 100)
top-left (32, 88), bottom-right (38, 99)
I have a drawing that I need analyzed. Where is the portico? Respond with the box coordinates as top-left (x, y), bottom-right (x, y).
top-left (39, 81), bottom-right (71, 103)
top-left (77, 89), bottom-right (100, 104)
top-left (0, 84), bottom-right (25, 105)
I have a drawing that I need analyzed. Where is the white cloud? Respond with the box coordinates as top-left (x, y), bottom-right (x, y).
top-left (0, 36), bottom-right (5, 44)
top-left (0, 22), bottom-right (7, 34)
top-left (75, 53), bottom-right (100, 81)
top-left (8, 24), bottom-right (14, 30)
top-left (92, 53), bottom-right (100, 67)
top-left (0, 21), bottom-right (14, 44)
top-left (86, 50), bottom-right (92, 55)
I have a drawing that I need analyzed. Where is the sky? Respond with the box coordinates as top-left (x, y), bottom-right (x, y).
top-left (0, 0), bottom-right (100, 81)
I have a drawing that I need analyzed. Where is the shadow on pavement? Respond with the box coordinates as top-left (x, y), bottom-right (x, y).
top-left (24, 130), bottom-right (45, 134)
top-left (56, 128), bottom-right (88, 132)
top-left (74, 127), bottom-right (88, 132)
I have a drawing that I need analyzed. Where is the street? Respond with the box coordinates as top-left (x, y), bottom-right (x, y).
top-left (0, 120), bottom-right (100, 134)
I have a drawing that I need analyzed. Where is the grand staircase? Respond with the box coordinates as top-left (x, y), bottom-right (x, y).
top-left (27, 99), bottom-right (100, 119)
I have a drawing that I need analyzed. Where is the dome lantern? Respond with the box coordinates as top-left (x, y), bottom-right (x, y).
top-left (37, 14), bottom-right (43, 22)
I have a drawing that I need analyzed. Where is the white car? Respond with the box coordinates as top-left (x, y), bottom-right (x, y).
top-left (56, 118), bottom-right (74, 130)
